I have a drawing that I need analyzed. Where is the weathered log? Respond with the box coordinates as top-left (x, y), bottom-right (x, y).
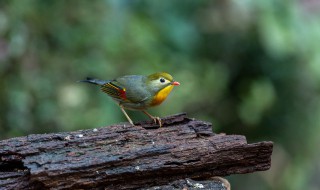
top-left (0, 113), bottom-right (273, 190)
top-left (141, 177), bottom-right (231, 190)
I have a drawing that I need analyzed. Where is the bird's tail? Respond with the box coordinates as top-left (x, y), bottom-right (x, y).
top-left (78, 77), bottom-right (109, 86)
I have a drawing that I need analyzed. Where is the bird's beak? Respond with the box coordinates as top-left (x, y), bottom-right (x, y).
top-left (171, 81), bottom-right (180, 86)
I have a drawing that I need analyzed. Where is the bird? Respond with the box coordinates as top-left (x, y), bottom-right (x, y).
top-left (79, 72), bottom-right (180, 127)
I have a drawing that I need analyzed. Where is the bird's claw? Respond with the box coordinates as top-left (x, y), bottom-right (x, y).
top-left (152, 117), bottom-right (162, 127)
top-left (142, 110), bottom-right (162, 127)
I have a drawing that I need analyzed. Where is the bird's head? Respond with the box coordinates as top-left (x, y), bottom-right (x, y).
top-left (147, 72), bottom-right (180, 93)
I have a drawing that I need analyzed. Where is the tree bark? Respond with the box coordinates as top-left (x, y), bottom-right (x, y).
top-left (0, 113), bottom-right (273, 190)
top-left (141, 177), bottom-right (231, 190)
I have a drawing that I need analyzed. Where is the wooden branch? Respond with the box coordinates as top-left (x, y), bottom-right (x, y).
top-left (0, 113), bottom-right (273, 190)
top-left (142, 177), bottom-right (231, 190)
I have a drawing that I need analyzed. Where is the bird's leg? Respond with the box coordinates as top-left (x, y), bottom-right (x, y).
top-left (142, 110), bottom-right (162, 127)
top-left (119, 105), bottom-right (134, 125)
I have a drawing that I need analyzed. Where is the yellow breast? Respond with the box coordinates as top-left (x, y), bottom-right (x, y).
top-left (150, 85), bottom-right (174, 106)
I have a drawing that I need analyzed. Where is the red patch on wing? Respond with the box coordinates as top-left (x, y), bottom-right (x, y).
top-left (119, 89), bottom-right (126, 100)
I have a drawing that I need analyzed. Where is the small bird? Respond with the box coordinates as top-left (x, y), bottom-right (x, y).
top-left (79, 72), bottom-right (180, 126)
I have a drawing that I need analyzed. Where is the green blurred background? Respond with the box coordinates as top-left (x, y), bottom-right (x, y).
top-left (1, 0), bottom-right (320, 189)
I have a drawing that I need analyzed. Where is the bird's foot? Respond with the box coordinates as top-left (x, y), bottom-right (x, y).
top-left (142, 110), bottom-right (162, 127)
top-left (151, 116), bottom-right (162, 127)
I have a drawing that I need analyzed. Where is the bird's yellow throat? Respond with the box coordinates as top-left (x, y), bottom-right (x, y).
top-left (150, 85), bottom-right (175, 106)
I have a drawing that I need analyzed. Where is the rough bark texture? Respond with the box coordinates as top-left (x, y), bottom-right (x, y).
top-left (141, 177), bottom-right (231, 190)
top-left (0, 113), bottom-right (273, 190)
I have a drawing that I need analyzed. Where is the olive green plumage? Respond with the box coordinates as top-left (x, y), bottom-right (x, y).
top-left (79, 72), bottom-right (180, 126)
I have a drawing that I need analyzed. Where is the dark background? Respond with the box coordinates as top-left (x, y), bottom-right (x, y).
top-left (1, 1), bottom-right (320, 189)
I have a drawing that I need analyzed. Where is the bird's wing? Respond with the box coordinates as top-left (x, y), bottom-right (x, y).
top-left (100, 81), bottom-right (128, 101)
top-left (108, 75), bottom-right (151, 103)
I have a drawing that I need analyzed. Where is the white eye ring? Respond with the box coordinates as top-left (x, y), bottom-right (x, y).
top-left (160, 78), bottom-right (165, 83)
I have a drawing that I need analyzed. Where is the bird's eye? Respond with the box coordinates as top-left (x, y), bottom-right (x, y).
top-left (160, 78), bottom-right (165, 83)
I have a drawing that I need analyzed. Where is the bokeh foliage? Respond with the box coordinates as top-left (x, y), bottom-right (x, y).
top-left (1, 0), bottom-right (320, 189)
